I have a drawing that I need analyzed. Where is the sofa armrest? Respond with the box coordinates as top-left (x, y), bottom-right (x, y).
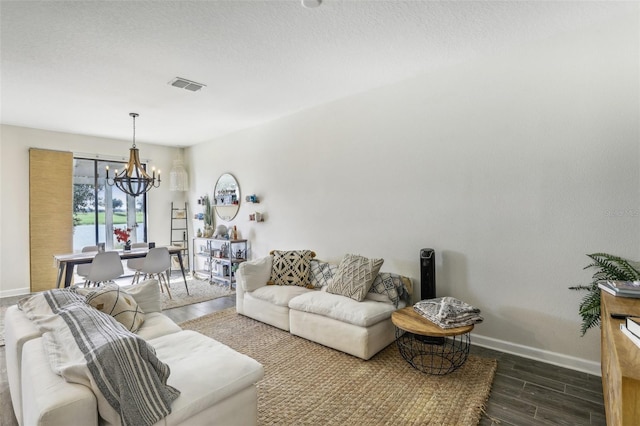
top-left (22, 338), bottom-right (99, 426)
top-left (237, 256), bottom-right (272, 292)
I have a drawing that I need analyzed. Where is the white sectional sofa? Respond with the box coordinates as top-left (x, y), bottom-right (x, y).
top-left (5, 280), bottom-right (264, 426)
top-left (236, 252), bottom-right (412, 360)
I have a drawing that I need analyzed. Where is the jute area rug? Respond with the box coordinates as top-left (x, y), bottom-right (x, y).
top-left (161, 276), bottom-right (235, 310)
top-left (180, 309), bottom-right (497, 426)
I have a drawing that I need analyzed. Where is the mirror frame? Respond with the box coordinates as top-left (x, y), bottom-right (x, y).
top-left (213, 173), bottom-right (240, 221)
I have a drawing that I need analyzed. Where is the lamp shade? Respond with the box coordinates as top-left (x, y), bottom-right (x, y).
top-left (169, 159), bottom-right (189, 191)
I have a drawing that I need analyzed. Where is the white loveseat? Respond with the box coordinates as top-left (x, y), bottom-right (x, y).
top-left (236, 253), bottom-right (412, 360)
top-left (5, 280), bottom-right (264, 426)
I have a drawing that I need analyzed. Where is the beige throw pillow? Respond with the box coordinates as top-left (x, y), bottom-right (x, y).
top-left (85, 284), bottom-right (145, 332)
top-left (328, 254), bottom-right (384, 301)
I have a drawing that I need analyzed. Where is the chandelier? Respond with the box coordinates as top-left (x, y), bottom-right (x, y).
top-left (106, 113), bottom-right (160, 197)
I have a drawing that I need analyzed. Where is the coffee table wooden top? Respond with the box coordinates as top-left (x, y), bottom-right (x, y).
top-left (392, 306), bottom-right (474, 337)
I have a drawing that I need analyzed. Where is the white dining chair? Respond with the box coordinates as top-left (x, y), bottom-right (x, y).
top-left (76, 245), bottom-right (99, 286)
top-left (127, 242), bottom-right (149, 284)
top-left (85, 251), bottom-right (124, 287)
top-left (139, 247), bottom-right (172, 298)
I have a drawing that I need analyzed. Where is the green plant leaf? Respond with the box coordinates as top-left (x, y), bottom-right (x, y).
top-left (571, 253), bottom-right (640, 336)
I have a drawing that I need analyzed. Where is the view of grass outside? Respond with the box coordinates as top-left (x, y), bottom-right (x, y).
top-left (74, 212), bottom-right (145, 225)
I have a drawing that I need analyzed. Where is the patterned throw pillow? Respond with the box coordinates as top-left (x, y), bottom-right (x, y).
top-left (368, 273), bottom-right (412, 307)
top-left (328, 254), bottom-right (384, 301)
top-left (267, 250), bottom-right (315, 287)
top-left (309, 260), bottom-right (339, 289)
top-left (85, 284), bottom-right (145, 332)
top-left (368, 273), bottom-right (401, 306)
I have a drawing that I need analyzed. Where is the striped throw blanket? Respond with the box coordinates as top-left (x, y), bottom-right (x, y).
top-left (18, 289), bottom-right (180, 426)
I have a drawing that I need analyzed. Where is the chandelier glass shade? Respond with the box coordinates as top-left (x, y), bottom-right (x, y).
top-left (106, 113), bottom-right (160, 197)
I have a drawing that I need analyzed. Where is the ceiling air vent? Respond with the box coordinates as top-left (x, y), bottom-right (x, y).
top-left (168, 77), bottom-right (206, 92)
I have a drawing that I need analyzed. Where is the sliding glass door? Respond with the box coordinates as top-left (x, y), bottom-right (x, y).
top-left (73, 158), bottom-right (147, 251)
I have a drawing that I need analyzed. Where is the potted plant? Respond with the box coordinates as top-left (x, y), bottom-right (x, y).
top-left (203, 195), bottom-right (214, 237)
top-left (570, 253), bottom-right (640, 335)
top-left (114, 227), bottom-right (132, 251)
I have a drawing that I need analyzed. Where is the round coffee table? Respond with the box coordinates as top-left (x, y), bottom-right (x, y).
top-left (391, 306), bottom-right (474, 375)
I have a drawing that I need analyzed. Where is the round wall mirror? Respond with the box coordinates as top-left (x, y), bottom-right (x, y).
top-left (214, 173), bottom-right (240, 221)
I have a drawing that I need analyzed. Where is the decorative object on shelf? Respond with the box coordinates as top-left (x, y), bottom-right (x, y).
top-left (249, 212), bottom-right (264, 222)
top-left (246, 194), bottom-right (259, 203)
top-left (202, 195), bottom-right (214, 237)
top-left (214, 173), bottom-right (241, 220)
top-left (105, 113), bottom-right (160, 197)
top-left (114, 227), bottom-right (132, 251)
top-left (169, 151), bottom-right (188, 192)
top-left (228, 225), bottom-right (238, 240)
top-left (214, 224), bottom-right (228, 239)
top-left (197, 228), bottom-right (202, 238)
top-left (569, 253), bottom-right (640, 336)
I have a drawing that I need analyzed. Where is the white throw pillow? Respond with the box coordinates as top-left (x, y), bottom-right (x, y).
top-left (238, 256), bottom-right (273, 291)
top-left (121, 279), bottom-right (162, 313)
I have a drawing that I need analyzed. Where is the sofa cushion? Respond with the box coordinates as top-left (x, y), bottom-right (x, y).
top-left (328, 254), bottom-right (384, 301)
top-left (239, 256), bottom-right (273, 291)
top-left (309, 259), bottom-right (339, 289)
top-left (268, 250), bottom-right (315, 287)
top-left (148, 330), bottom-right (264, 424)
top-left (85, 284), bottom-right (145, 332)
top-left (248, 285), bottom-right (313, 307)
top-left (135, 312), bottom-right (182, 340)
top-left (288, 291), bottom-right (398, 327)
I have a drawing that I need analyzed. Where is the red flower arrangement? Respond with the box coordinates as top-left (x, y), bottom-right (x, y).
top-left (114, 227), bottom-right (132, 245)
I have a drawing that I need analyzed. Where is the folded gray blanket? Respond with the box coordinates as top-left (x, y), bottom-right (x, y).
top-left (414, 297), bottom-right (483, 328)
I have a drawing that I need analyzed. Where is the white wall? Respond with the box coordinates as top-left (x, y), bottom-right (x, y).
top-left (186, 13), bottom-right (639, 373)
top-left (0, 125), bottom-right (185, 297)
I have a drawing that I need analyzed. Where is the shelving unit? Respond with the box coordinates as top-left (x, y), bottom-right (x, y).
top-left (600, 291), bottom-right (640, 425)
top-left (170, 202), bottom-right (190, 273)
top-left (192, 237), bottom-right (248, 289)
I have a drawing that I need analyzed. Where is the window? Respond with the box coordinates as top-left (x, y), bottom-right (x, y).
top-left (73, 157), bottom-right (147, 251)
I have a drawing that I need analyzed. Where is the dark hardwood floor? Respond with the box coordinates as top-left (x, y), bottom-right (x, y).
top-left (1, 294), bottom-right (605, 425)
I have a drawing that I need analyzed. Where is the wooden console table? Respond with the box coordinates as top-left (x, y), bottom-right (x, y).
top-left (600, 291), bottom-right (640, 425)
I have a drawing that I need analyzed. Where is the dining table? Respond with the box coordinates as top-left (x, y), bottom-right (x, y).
top-left (53, 245), bottom-right (190, 294)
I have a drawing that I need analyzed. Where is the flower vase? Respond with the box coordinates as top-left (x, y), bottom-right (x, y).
top-left (124, 242), bottom-right (132, 251)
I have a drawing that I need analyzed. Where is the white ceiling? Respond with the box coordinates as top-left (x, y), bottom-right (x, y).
top-left (0, 1), bottom-right (629, 147)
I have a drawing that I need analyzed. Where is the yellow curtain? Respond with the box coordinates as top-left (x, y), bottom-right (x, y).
top-left (29, 148), bottom-right (73, 292)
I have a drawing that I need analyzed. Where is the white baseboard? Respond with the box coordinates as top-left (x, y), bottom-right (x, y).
top-left (471, 333), bottom-right (601, 377)
top-left (0, 287), bottom-right (30, 299)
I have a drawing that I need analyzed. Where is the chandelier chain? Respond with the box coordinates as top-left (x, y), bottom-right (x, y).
top-left (130, 112), bottom-right (138, 148)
